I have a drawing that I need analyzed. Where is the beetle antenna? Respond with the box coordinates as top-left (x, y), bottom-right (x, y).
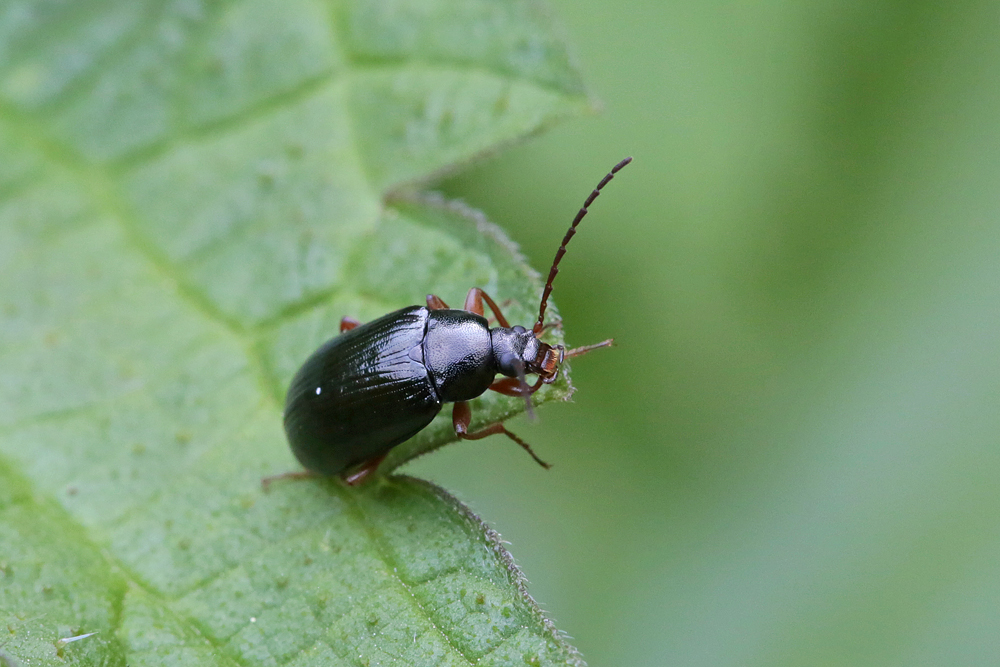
top-left (565, 338), bottom-right (615, 358)
top-left (534, 157), bottom-right (632, 335)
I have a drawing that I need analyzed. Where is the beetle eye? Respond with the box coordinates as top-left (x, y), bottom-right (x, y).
top-left (497, 352), bottom-right (519, 377)
top-left (512, 325), bottom-right (526, 334)
top-left (499, 352), bottom-right (515, 368)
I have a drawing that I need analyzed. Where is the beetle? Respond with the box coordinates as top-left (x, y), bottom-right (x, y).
top-left (279, 157), bottom-right (632, 486)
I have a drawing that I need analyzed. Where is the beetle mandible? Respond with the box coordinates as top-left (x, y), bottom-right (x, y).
top-left (280, 157), bottom-right (632, 486)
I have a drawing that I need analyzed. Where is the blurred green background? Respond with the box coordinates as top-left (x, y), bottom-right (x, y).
top-left (408, 1), bottom-right (1000, 665)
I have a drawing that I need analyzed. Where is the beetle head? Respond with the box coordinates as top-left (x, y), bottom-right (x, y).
top-left (491, 325), bottom-right (540, 378)
top-left (492, 326), bottom-right (574, 386)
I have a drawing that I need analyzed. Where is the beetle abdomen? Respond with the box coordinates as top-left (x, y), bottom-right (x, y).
top-left (283, 306), bottom-right (441, 476)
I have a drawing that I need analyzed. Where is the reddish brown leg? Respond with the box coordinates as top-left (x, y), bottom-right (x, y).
top-left (464, 288), bottom-right (511, 327)
top-left (426, 294), bottom-right (449, 310)
top-left (261, 470), bottom-right (319, 491)
top-left (486, 299), bottom-right (514, 326)
top-left (452, 401), bottom-right (551, 469)
top-left (342, 453), bottom-right (387, 486)
top-left (489, 376), bottom-right (544, 397)
top-left (340, 316), bottom-right (361, 333)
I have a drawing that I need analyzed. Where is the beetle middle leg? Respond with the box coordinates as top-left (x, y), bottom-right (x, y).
top-left (340, 316), bottom-right (361, 333)
top-left (452, 401), bottom-right (551, 469)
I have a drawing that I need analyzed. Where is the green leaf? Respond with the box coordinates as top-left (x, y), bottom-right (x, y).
top-left (0, 1), bottom-right (592, 665)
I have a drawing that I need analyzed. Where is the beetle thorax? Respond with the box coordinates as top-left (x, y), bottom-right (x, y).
top-left (423, 309), bottom-right (496, 402)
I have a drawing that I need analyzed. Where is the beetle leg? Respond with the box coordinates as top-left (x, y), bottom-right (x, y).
top-left (486, 299), bottom-right (514, 326)
top-left (260, 469), bottom-right (319, 491)
top-left (340, 316), bottom-right (361, 333)
top-left (342, 453), bottom-right (388, 486)
top-left (489, 378), bottom-right (523, 396)
top-left (426, 294), bottom-right (449, 310)
top-left (464, 288), bottom-right (511, 327)
top-left (452, 401), bottom-right (551, 469)
top-left (489, 376), bottom-right (545, 397)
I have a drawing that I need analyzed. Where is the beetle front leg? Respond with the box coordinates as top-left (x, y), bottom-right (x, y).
top-left (463, 288), bottom-right (511, 327)
top-left (485, 298), bottom-right (514, 326)
top-left (488, 376), bottom-right (544, 397)
top-left (452, 401), bottom-right (551, 469)
top-left (340, 316), bottom-right (361, 333)
top-left (426, 294), bottom-right (449, 310)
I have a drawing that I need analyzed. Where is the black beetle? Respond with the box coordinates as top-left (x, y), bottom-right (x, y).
top-left (278, 157), bottom-right (632, 486)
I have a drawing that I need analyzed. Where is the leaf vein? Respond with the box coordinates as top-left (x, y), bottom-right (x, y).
top-left (0, 103), bottom-right (286, 412)
top-left (338, 484), bottom-right (477, 666)
top-left (107, 69), bottom-right (339, 172)
top-left (1, 0), bottom-right (161, 114)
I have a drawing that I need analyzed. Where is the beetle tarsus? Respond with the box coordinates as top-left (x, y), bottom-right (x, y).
top-left (452, 401), bottom-right (551, 469)
top-left (261, 469), bottom-right (319, 492)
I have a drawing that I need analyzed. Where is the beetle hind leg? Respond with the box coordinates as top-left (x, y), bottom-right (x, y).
top-left (342, 453), bottom-right (388, 486)
top-left (452, 401), bottom-right (551, 469)
top-left (261, 469), bottom-right (320, 491)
